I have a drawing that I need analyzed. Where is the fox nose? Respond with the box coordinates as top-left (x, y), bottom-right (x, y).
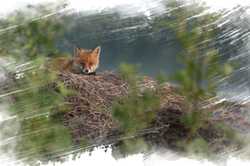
top-left (84, 69), bottom-right (89, 73)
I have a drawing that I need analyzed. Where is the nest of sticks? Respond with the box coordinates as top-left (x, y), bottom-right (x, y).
top-left (52, 71), bottom-right (243, 154)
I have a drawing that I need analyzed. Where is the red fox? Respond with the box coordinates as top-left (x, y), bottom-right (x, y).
top-left (50, 46), bottom-right (101, 74)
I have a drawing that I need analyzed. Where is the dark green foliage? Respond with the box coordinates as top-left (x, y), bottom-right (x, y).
top-left (156, 72), bottom-right (168, 85)
top-left (112, 89), bottom-right (160, 134)
top-left (3, 65), bottom-right (74, 165)
top-left (151, 0), bottom-right (239, 156)
top-left (180, 111), bottom-right (204, 135)
top-left (111, 63), bottom-right (160, 157)
top-left (154, 0), bottom-right (233, 121)
top-left (0, 2), bottom-right (67, 61)
top-left (112, 138), bottom-right (149, 159)
top-left (113, 63), bottom-right (160, 135)
top-left (186, 138), bottom-right (210, 158)
top-left (16, 116), bottom-right (72, 164)
top-left (0, 2), bottom-right (74, 165)
top-left (155, 0), bottom-right (233, 103)
top-left (118, 63), bottom-right (140, 90)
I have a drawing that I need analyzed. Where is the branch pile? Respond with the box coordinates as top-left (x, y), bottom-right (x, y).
top-left (54, 71), bottom-right (244, 154)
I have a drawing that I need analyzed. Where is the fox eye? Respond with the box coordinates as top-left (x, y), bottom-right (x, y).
top-left (80, 62), bottom-right (85, 66)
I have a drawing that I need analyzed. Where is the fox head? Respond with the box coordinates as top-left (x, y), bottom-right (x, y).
top-left (73, 46), bottom-right (101, 74)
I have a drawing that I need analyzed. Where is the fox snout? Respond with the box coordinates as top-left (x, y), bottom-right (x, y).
top-left (82, 65), bottom-right (97, 74)
top-left (83, 68), bottom-right (90, 73)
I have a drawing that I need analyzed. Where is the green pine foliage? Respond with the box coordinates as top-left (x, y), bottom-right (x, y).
top-left (112, 138), bottom-right (149, 159)
top-left (167, 0), bottom-right (232, 102)
top-left (113, 63), bottom-right (160, 134)
top-left (153, 0), bottom-right (233, 101)
top-left (0, 3), bottom-right (74, 165)
top-left (0, 2), bottom-right (66, 61)
top-left (151, 0), bottom-right (239, 156)
top-left (111, 63), bottom-right (160, 157)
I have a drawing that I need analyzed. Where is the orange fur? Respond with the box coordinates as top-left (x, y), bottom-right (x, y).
top-left (50, 46), bottom-right (101, 74)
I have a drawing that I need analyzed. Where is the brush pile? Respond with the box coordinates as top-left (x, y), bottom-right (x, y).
top-left (53, 71), bottom-right (246, 155)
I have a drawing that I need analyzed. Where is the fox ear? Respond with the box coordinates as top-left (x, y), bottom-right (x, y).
top-left (74, 47), bottom-right (80, 57)
top-left (92, 46), bottom-right (101, 58)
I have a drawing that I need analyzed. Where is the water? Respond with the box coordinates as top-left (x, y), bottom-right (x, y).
top-left (54, 2), bottom-right (250, 103)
